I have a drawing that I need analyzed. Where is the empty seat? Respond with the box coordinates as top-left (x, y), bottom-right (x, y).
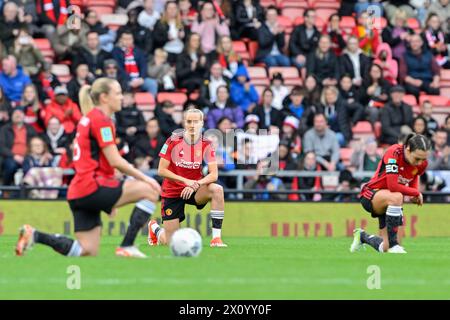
top-left (232, 40), bottom-right (250, 61)
top-left (314, 1), bottom-right (340, 9)
top-left (281, 8), bottom-right (305, 20)
top-left (340, 148), bottom-right (353, 166)
top-left (419, 95), bottom-right (449, 107)
top-left (340, 16), bottom-right (356, 33)
top-left (248, 66), bottom-right (268, 79)
top-left (91, 6), bottom-right (114, 16)
top-left (280, 0), bottom-right (308, 9)
top-left (157, 92), bottom-right (187, 106)
top-left (402, 94), bottom-right (418, 106)
top-left (135, 92), bottom-right (155, 110)
top-left (315, 8), bottom-right (338, 21)
top-left (100, 13), bottom-right (128, 31)
top-left (277, 16), bottom-right (294, 34)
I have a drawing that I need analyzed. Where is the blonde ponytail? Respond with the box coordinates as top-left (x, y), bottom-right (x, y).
top-left (79, 85), bottom-right (94, 115)
top-left (78, 78), bottom-right (117, 115)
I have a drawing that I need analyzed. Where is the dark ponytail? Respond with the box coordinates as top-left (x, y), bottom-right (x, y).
top-left (404, 133), bottom-right (431, 152)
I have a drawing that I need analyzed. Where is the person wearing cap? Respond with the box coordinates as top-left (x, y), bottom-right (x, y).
top-left (244, 114), bottom-right (260, 133)
top-left (380, 85), bottom-right (414, 145)
top-left (399, 34), bottom-right (440, 101)
top-left (270, 72), bottom-right (289, 111)
top-left (103, 59), bottom-right (130, 92)
top-left (0, 106), bottom-right (36, 185)
top-left (280, 116), bottom-right (301, 159)
top-left (43, 86), bottom-right (82, 135)
top-left (252, 88), bottom-right (283, 130)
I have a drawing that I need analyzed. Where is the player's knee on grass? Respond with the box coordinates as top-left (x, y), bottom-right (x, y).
top-left (388, 192), bottom-right (403, 206)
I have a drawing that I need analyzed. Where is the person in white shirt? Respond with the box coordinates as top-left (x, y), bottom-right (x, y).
top-left (270, 72), bottom-right (289, 110)
top-left (138, 0), bottom-right (161, 30)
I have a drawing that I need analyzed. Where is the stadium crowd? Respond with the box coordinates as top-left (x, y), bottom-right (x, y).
top-left (0, 0), bottom-right (449, 200)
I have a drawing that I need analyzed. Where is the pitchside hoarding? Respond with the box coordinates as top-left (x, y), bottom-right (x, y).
top-left (0, 201), bottom-right (449, 237)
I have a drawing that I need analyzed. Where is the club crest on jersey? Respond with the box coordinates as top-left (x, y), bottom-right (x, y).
top-left (195, 150), bottom-right (201, 157)
top-left (179, 149), bottom-right (184, 157)
top-left (165, 208), bottom-right (172, 216)
top-left (100, 127), bottom-right (113, 143)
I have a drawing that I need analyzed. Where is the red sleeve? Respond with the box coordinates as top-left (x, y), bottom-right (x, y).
top-left (71, 102), bottom-right (82, 123)
top-left (383, 147), bottom-right (420, 197)
top-left (204, 143), bottom-right (216, 163)
top-left (91, 116), bottom-right (116, 149)
top-left (158, 138), bottom-right (174, 161)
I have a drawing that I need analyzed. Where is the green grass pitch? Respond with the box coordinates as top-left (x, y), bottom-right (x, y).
top-left (0, 236), bottom-right (449, 299)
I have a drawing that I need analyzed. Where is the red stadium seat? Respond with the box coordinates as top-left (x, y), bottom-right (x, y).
top-left (268, 67), bottom-right (302, 85)
top-left (277, 16), bottom-right (294, 34)
top-left (100, 13), bottom-right (128, 31)
top-left (315, 8), bottom-right (338, 21)
top-left (86, 0), bottom-right (116, 7)
top-left (281, 7), bottom-right (305, 21)
top-left (248, 41), bottom-right (259, 62)
top-left (340, 16), bottom-right (356, 33)
top-left (294, 16), bottom-right (304, 26)
top-left (352, 121), bottom-right (374, 139)
top-left (314, 1), bottom-right (340, 10)
top-left (248, 66), bottom-right (268, 79)
top-left (157, 92), bottom-right (187, 106)
top-left (135, 92), bottom-right (155, 111)
top-left (340, 148), bottom-right (353, 166)
top-left (440, 69), bottom-right (450, 87)
top-left (440, 87), bottom-right (450, 100)
top-left (260, 0), bottom-right (276, 8)
top-left (51, 64), bottom-right (71, 83)
top-left (91, 6), bottom-right (114, 16)
top-left (280, 0), bottom-right (308, 9)
top-left (232, 41), bottom-right (250, 61)
top-left (402, 94), bottom-right (418, 107)
top-left (419, 95), bottom-right (449, 107)
top-left (406, 18), bottom-right (420, 30)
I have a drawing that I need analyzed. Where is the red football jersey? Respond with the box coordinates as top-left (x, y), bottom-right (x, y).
top-left (67, 108), bottom-right (119, 200)
top-left (361, 144), bottom-right (427, 198)
top-left (159, 132), bottom-right (216, 198)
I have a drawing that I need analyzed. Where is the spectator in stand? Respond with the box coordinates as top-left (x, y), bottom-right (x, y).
top-left (298, 151), bottom-right (323, 201)
top-left (384, 0), bottom-right (416, 23)
top-left (112, 31), bottom-right (158, 97)
top-left (117, 7), bottom-right (154, 56)
top-left (306, 35), bottom-right (340, 86)
top-left (42, 116), bottom-right (72, 156)
top-left (340, 35), bottom-right (371, 88)
top-left (445, 115), bottom-right (450, 145)
top-left (381, 9), bottom-right (414, 61)
top-left (175, 32), bottom-right (208, 94)
top-left (73, 31), bottom-right (112, 78)
top-left (0, 86), bottom-right (12, 128)
top-left (400, 34), bottom-right (441, 100)
top-left (412, 115), bottom-right (431, 138)
top-left (303, 113), bottom-right (340, 171)
top-left (373, 42), bottom-right (398, 85)
top-left (206, 85), bottom-right (244, 129)
top-left (428, 0), bottom-right (450, 33)
top-left (9, 28), bottom-right (45, 77)
top-left (428, 129), bottom-right (450, 170)
top-left (277, 140), bottom-right (298, 188)
top-left (270, 72), bottom-right (289, 111)
top-left (339, 74), bottom-right (364, 124)
top-left (207, 35), bottom-right (240, 79)
top-left (138, 0), bottom-right (161, 31)
top-left (147, 48), bottom-right (176, 92)
top-left (230, 64), bottom-right (259, 113)
top-left (115, 92), bottom-right (147, 153)
top-left (280, 116), bottom-right (302, 159)
top-left (153, 1), bottom-right (186, 64)
top-left (134, 117), bottom-right (166, 169)
top-left (354, 0), bottom-right (384, 16)
top-left (0, 2), bottom-right (25, 48)
top-left (19, 84), bottom-right (45, 133)
top-left (67, 63), bottom-right (94, 105)
top-left (380, 85), bottom-right (414, 144)
top-left (334, 169), bottom-right (359, 202)
top-left (289, 9), bottom-right (321, 70)
top-left (35, 0), bottom-right (70, 39)
top-left (83, 10), bottom-right (116, 52)
top-left (234, 0), bottom-right (265, 41)
top-left (154, 100), bottom-right (182, 138)
top-left (351, 10), bottom-right (380, 57)
top-left (360, 63), bottom-right (391, 124)
top-left (254, 5), bottom-right (290, 67)
top-left (179, 0), bottom-right (198, 30)
top-left (191, 1), bottom-right (230, 55)
top-left (0, 55), bottom-right (31, 104)
top-left (51, 15), bottom-right (89, 62)
top-left (350, 137), bottom-right (381, 181)
top-left (319, 85), bottom-right (352, 147)
top-left (421, 13), bottom-right (450, 68)
top-left (102, 59), bottom-right (130, 92)
top-left (7, 0), bottom-right (36, 34)
top-left (199, 62), bottom-right (229, 108)
top-left (419, 100), bottom-right (439, 135)
top-left (44, 86), bottom-right (81, 135)
top-left (302, 74), bottom-right (321, 107)
top-left (322, 14), bottom-right (346, 57)
top-left (252, 88), bottom-right (283, 130)
top-left (34, 61), bottom-right (61, 104)
top-left (22, 136), bottom-right (53, 175)
top-left (0, 107), bottom-right (36, 185)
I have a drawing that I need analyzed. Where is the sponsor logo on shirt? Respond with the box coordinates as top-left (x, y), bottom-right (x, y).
top-left (160, 144), bottom-right (168, 155)
top-left (398, 175), bottom-right (413, 185)
top-left (385, 164), bottom-right (398, 174)
top-left (175, 159), bottom-right (201, 169)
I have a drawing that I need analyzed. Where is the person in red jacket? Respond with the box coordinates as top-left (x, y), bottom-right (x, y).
top-left (43, 86), bottom-right (81, 134)
top-left (351, 11), bottom-right (380, 57)
top-left (351, 134), bottom-right (431, 254)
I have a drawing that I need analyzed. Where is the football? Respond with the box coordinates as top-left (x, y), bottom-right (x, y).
top-left (170, 228), bottom-right (202, 257)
